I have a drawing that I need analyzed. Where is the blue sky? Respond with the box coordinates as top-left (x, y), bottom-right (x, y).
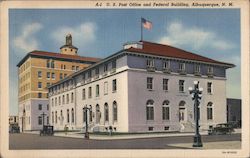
top-left (9, 9), bottom-right (241, 115)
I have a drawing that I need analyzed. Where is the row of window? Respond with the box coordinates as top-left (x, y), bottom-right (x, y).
top-left (38, 104), bottom-right (49, 111)
top-left (19, 61), bottom-right (30, 74)
top-left (51, 79), bottom-right (117, 106)
top-left (19, 83), bottom-right (30, 93)
top-left (51, 108), bottom-right (75, 124)
top-left (146, 77), bottom-right (213, 94)
top-left (19, 72), bottom-right (30, 84)
top-left (146, 100), bottom-right (214, 121)
top-left (46, 59), bottom-right (81, 71)
top-left (52, 92), bottom-right (74, 106)
top-left (146, 59), bottom-right (214, 75)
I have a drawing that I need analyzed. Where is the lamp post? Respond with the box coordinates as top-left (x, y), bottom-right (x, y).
top-left (41, 112), bottom-right (47, 129)
top-left (188, 81), bottom-right (203, 147)
top-left (83, 105), bottom-right (92, 139)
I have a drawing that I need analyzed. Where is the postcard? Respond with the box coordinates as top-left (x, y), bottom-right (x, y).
top-left (0, 0), bottom-right (249, 158)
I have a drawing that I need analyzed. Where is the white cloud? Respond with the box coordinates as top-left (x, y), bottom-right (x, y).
top-left (13, 23), bottom-right (43, 52)
top-left (51, 22), bottom-right (97, 52)
top-left (158, 21), bottom-right (234, 51)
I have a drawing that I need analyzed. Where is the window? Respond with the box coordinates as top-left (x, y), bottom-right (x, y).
top-left (104, 103), bottom-right (109, 122)
top-left (47, 104), bottom-right (49, 110)
top-left (113, 101), bottom-right (117, 122)
top-left (208, 66), bottom-right (213, 74)
top-left (96, 85), bottom-right (100, 97)
top-left (163, 79), bottom-right (168, 91)
top-left (104, 81), bottom-right (108, 95)
top-left (72, 65), bottom-right (75, 70)
top-left (83, 108), bottom-right (87, 122)
top-left (71, 93), bottom-right (74, 103)
top-left (179, 63), bottom-right (185, 71)
top-left (61, 64), bottom-right (63, 69)
top-left (111, 60), bottom-right (116, 72)
top-left (47, 72), bottom-right (50, 79)
top-left (47, 82), bottom-right (50, 88)
top-left (207, 102), bottom-right (213, 120)
top-left (147, 77), bottom-right (153, 90)
top-left (95, 68), bottom-right (99, 76)
top-left (52, 98), bottom-right (54, 107)
top-left (64, 65), bottom-right (66, 69)
top-left (82, 89), bottom-right (86, 100)
top-left (60, 73), bottom-right (63, 80)
top-left (46, 60), bottom-right (50, 68)
top-left (38, 116), bottom-right (42, 125)
top-left (51, 61), bottom-right (55, 68)
top-left (179, 80), bottom-right (185, 92)
top-left (38, 104), bottom-right (42, 110)
top-left (51, 73), bottom-right (55, 79)
top-left (55, 111), bottom-right (57, 123)
top-left (38, 82), bottom-right (42, 89)
top-left (59, 96), bottom-right (61, 105)
top-left (112, 79), bottom-right (117, 92)
top-left (66, 94), bottom-right (69, 104)
top-left (162, 100), bottom-right (170, 120)
top-left (148, 127), bottom-right (154, 131)
top-left (146, 59), bottom-right (154, 68)
top-left (88, 71), bottom-right (92, 79)
top-left (194, 64), bottom-right (201, 73)
top-left (62, 95), bottom-right (65, 104)
top-left (163, 60), bottom-right (170, 70)
top-left (38, 71), bottom-right (42, 78)
top-left (55, 97), bottom-right (57, 106)
top-left (47, 116), bottom-right (49, 125)
top-left (64, 74), bottom-right (67, 78)
top-left (71, 108), bottom-right (74, 123)
top-left (104, 64), bottom-right (108, 73)
top-left (89, 105), bottom-right (93, 122)
top-left (146, 100), bottom-right (154, 120)
top-left (88, 87), bottom-right (92, 98)
top-left (38, 93), bottom-right (42, 98)
top-left (207, 82), bottom-right (212, 94)
top-left (52, 112), bottom-right (54, 123)
top-left (76, 66), bottom-right (79, 71)
top-left (67, 109), bottom-right (70, 123)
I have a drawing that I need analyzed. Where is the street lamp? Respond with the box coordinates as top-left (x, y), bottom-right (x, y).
top-left (189, 81), bottom-right (203, 147)
top-left (41, 112), bottom-right (47, 130)
top-left (83, 105), bottom-right (92, 139)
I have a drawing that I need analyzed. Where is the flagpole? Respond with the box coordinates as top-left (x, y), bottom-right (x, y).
top-left (141, 17), bottom-right (143, 41)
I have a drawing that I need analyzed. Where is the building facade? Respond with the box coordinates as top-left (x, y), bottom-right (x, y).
top-left (227, 98), bottom-right (241, 127)
top-left (17, 34), bottom-right (100, 131)
top-left (48, 41), bottom-right (234, 133)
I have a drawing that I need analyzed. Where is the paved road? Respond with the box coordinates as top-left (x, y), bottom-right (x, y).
top-left (9, 133), bottom-right (241, 149)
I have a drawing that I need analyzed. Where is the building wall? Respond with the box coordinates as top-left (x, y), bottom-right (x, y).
top-left (18, 55), bottom-right (93, 131)
top-left (48, 51), bottom-right (230, 133)
top-left (127, 69), bottom-right (227, 132)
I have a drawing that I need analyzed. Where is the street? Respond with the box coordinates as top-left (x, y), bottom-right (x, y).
top-left (9, 133), bottom-right (241, 149)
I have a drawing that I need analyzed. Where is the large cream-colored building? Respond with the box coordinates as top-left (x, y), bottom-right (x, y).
top-left (17, 34), bottom-right (100, 131)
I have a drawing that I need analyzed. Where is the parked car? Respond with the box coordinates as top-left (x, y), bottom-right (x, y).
top-left (40, 125), bottom-right (54, 136)
top-left (9, 124), bottom-right (20, 133)
top-left (208, 123), bottom-right (234, 135)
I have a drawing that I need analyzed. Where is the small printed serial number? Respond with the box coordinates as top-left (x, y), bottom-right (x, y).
top-left (222, 151), bottom-right (237, 154)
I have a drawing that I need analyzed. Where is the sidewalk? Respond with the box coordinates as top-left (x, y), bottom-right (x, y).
top-left (23, 129), bottom-right (241, 140)
top-left (167, 141), bottom-right (241, 149)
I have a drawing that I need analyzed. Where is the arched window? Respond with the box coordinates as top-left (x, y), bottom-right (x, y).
top-left (96, 104), bottom-right (100, 124)
top-left (71, 108), bottom-right (74, 123)
top-left (52, 111), bottom-right (54, 124)
top-left (146, 100), bottom-right (154, 120)
top-left (67, 109), bottom-right (70, 123)
top-left (89, 105), bottom-right (92, 122)
top-left (113, 101), bottom-right (118, 122)
top-left (104, 103), bottom-right (109, 122)
top-left (55, 111), bottom-right (57, 124)
top-left (179, 101), bottom-right (185, 107)
top-left (207, 102), bottom-right (213, 120)
top-left (162, 100), bottom-right (170, 120)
